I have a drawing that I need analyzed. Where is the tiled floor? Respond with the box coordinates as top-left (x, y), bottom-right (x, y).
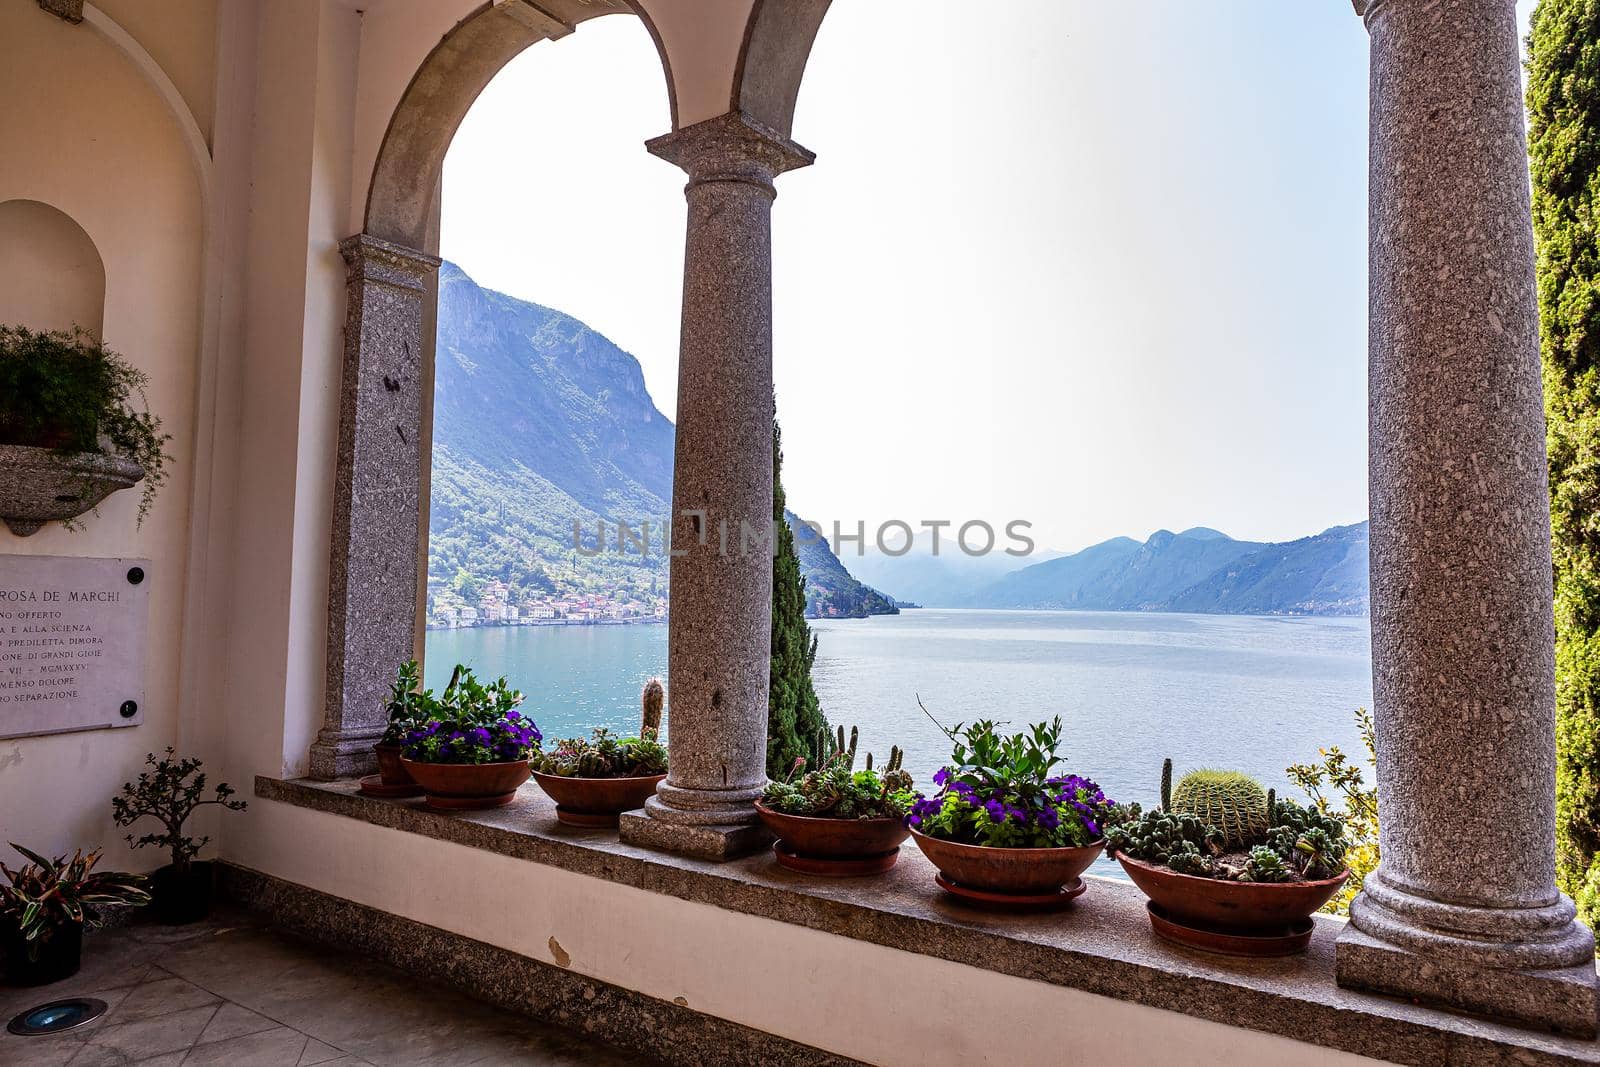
top-left (0, 912), bottom-right (650, 1065)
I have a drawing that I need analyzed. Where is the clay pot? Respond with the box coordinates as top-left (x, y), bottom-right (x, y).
top-left (1115, 853), bottom-right (1348, 931)
top-left (2, 923), bottom-right (82, 987)
top-left (755, 802), bottom-right (910, 871)
top-left (531, 771), bottom-right (666, 828)
top-left (400, 757), bottom-right (529, 810)
top-left (150, 861), bottom-right (213, 925)
top-left (910, 828), bottom-right (1104, 895)
top-left (374, 742), bottom-right (416, 787)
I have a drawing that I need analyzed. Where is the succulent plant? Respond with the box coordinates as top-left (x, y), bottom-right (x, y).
top-left (1160, 757), bottom-right (1173, 812)
top-left (1245, 845), bottom-right (1294, 883)
top-left (1166, 847), bottom-right (1215, 878)
top-left (762, 728), bottom-right (913, 819)
top-left (1170, 769), bottom-right (1270, 850)
top-left (640, 678), bottom-right (664, 739)
top-left (532, 727), bottom-right (667, 778)
top-left (1291, 826), bottom-right (1346, 881)
top-left (1106, 809), bottom-right (1220, 865)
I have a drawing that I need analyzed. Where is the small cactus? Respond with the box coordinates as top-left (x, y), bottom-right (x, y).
top-left (640, 678), bottom-right (664, 739)
top-left (1160, 757), bottom-right (1173, 812)
top-left (1265, 788), bottom-right (1276, 829)
top-left (1170, 769), bottom-right (1270, 850)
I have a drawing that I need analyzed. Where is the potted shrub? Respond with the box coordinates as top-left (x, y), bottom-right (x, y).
top-left (112, 750), bottom-right (247, 924)
top-left (1, 844), bottom-right (149, 986)
top-left (756, 725), bottom-right (916, 876)
top-left (531, 679), bottom-right (667, 827)
top-left (0, 325), bottom-right (171, 535)
top-left (365, 659), bottom-right (429, 797)
top-left (906, 706), bottom-right (1117, 908)
top-left (399, 665), bottom-right (540, 810)
top-left (1106, 759), bottom-right (1351, 956)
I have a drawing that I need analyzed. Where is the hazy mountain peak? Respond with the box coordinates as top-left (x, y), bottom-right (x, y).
top-left (1178, 526), bottom-right (1229, 540)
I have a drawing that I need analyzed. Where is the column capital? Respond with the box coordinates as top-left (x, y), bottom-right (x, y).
top-left (1351, 0), bottom-right (1383, 25)
top-left (647, 112), bottom-right (815, 192)
top-left (338, 234), bottom-right (440, 292)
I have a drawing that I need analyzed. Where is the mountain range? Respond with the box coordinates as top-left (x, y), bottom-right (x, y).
top-left (427, 262), bottom-right (895, 621)
top-left (852, 523), bottom-right (1370, 615)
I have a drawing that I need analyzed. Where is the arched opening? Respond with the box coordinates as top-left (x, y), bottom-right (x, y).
top-left (0, 198), bottom-right (107, 337)
top-left (422, 15), bottom-right (678, 740)
top-left (309, 1), bottom-right (674, 779)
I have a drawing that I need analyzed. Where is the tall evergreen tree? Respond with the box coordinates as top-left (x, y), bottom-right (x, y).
top-left (768, 418), bottom-right (828, 778)
top-left (1529, 0), bottom-right (1600, 926)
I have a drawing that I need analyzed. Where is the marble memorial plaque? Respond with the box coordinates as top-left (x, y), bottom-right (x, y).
top-left (0, 555), bottom-right (149, 739)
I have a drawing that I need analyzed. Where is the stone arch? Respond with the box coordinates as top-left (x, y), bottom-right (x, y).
top-left (0, 199), bottom-right (107, 337)
top-left (364, 0), bottom-right (648, 251)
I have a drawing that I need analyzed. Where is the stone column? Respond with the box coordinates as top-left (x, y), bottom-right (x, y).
top-left (618, 114), bottom-right (812, 860)
top-left (308, 235), bottom-right (441, 779)
top-left (1336, 0), bottom-right (1599, 1037)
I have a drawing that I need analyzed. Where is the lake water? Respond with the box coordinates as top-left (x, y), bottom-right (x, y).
top-left (423, 609), bottom-right (1373, 812)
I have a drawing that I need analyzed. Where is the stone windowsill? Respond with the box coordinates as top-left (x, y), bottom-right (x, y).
top-left (256, 776), bottom-right (1600, 1067)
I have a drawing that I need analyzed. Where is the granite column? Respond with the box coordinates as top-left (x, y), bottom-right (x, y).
top-left (309, 235), bottom-right (440, 779)
top-left (1335, 0), bottom-right (1599, 1036)
top-left (618, 114), bottom-right (813, 859)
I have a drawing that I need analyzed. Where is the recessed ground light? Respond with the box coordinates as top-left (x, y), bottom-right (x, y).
top-left (6, 998), bottom-right (108, 1036)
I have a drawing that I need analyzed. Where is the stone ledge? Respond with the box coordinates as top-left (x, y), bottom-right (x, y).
top-left (257, 776), bottom-right (1600, 1067)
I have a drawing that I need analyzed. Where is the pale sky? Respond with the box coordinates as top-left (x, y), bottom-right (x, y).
top-left (442, 1), bottom-right (1541, 554)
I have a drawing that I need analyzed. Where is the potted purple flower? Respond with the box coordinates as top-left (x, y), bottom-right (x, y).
top-left (398, 665), bottom-right (540, 811)
top-left (906, 705), bottom-right (1115, 908)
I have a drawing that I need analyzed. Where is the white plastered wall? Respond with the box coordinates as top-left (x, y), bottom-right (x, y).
top-left (0, 2), bottom-right (207, 870)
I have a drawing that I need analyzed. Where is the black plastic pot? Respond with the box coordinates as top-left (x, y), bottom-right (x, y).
top-left (150, 861), bottom-right (213, 925)
top-left (2, 923), bottom-right (83, 987)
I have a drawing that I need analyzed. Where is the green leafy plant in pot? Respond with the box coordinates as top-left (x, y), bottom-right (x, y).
top-left (112, 750), bottom-right (246, 924)
top-left (369, 659), bottom-right (432, 794)
top-left (905, 700), bottom-right (1118, 907)
top-left (0, 324), bottom-right (172, 535)
top-left (530, 679), bottom-right (668, 827)
top-left (1, 844), bottom-right (149, 986)
top-left (757, 725), bottom-right (917, 876)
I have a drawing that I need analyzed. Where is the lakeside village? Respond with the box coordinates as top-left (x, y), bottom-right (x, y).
top-left (426, 578), bottom-right (667, 631)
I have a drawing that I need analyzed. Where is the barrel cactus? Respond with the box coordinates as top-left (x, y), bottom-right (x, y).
top-left (1170, 769), bottom-right (1270, 850)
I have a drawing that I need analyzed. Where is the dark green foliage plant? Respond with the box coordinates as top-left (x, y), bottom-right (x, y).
top-left (1529, 0), bottom-right (1600, 932)
top-left (532, 727), bottom-right (667, 778)
top-left (1170, 769), bottom-right (1270, 849)
top-left (0, 845), bottom-right (148, 959)
top-left (382, 660), bottom-right (433, 744)
top-left (111, 750), bottom-right (246, 875)
top-left (0, 325), bottom-right (171, 524)
top-left (768, 417), bottom-right (829, 778)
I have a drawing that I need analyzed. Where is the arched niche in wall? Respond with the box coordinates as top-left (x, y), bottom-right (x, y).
top-left (0, 198), bottom-right (107, 338)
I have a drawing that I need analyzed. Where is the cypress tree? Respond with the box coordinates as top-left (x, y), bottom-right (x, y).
top-left (768, 417), bottom-right (828, 779)
top-left (1529, 0), bottom-right (1600, 926)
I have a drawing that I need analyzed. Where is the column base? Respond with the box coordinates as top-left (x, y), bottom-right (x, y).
top-left (306, 730), bottom-right (381, 780)
top-left (1336, 923), bottom-right (1599, 1038)
top-left (618, 808), bottom-right (773, 862)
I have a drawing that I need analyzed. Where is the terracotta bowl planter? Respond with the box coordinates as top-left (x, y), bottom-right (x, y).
top-left (374, 742), bottom-right (417, 786)
top-left (531, 771), bottom-right (666, 828)
top-left (1115, 852), bottom-right (1349, 955)
top-left (400, 757), bottom-right (529, 811)
top-left (755, 802), bottom-right (911, 876)
top-left (910, 827), bottom-right (1104, 899)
